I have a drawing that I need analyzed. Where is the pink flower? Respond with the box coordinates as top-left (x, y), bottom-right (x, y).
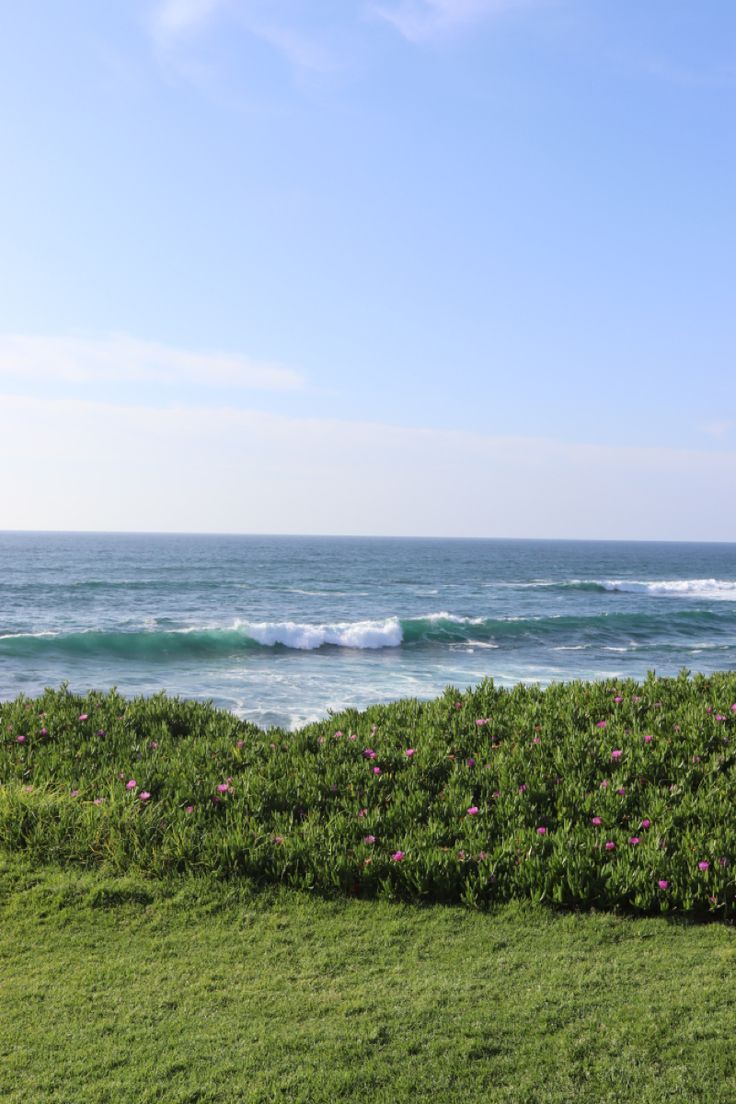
top-left (475, 717), bottom-right (489, 726)
top-left (532, 736), bottom-right (541, 745)
top-left (536, 826), bottom-right (547, 836)
top-left (185, 805), bottom-right (194, 814)
top-left (600, 779), bottom-right (610, 789)
top-left (596, 721), bottom-right (607, 729)
top-left (518, 783), bottom-right (528, 793)
top-left (373, 766), bottom-right (381, 775)
top-left (467, 806), bottom-right (479, 816)
top-left (478, 851), bottom-right (488, 861)
top-left (629, 836), bottom-right (640, 846)
top-left (349, 733), bottom-right (357, 740)
top-left (391, 851), bottom-right (405, 862)
top-left (126, 779), bottom-right (137, 790)
top-left (613, 696), bottom-right (623, 704)
top-left (363, 835), bottom-right (376, 844)
top-left (616, 787), bottom-right (626, 796)
top-left (605, 841), bottom-right (616, 851)
top-left (16, 734), bottom-right (26, 744)
top-left (236, 739), bottom-right (245, 749)
top-left (591, 816), bottom-right (602, 827)
top-left (93, 797), bottom-right (104, 805)
top-left (148, 741), bottom-right (158, 750)
top-left (39, 727), bottom-right (48, 736)
top-left (273, 835), bottom-right (285, 845)
top-left (644, 734), bottom-right (653, 744)
top-left (139, 791), bottom-right (151, 802)
top-left (70, 789), bottom-right (79, 798)
top-left (334, 730), bottom-right (343, 738)
top-left (363, 748), bottom-right (377, 760)
top-left (466, 757), bottom-right (475, 767)
top-left (698, 861), bottom-right (710, 872)
top-left (216, 783), bottom-right (230, 793)
top-left (358, 808), bottom-right (367, 818)
top-left (78, 713), bottom-right (89, 721)
top-left (658, 879), bottom-right (669, 890)
top-left (641, 819), bottom-right (651, 829)
top-left (457, 850), bottom-right (465, 859)
top-left (405, 748), bottom-right (415, 758)
top-left (611, 748), bottom-right (622, 760)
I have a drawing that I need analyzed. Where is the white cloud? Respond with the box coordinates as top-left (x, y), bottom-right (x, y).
top-left (371, 0), bottom-right (536, 42)
top-left (0, 334), bottom-right (303, 393)
top-left (152, 0), bottom-right (225, 39)
top-left (149, 0), bottom-right (337, 75)
top-left (2, 393), bottom-right (735, 540)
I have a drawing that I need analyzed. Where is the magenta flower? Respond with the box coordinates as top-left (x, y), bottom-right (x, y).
top-left (405, 748), bottom-right (415, 758)
top-left (698, 861), bottom-right (710, 872)
top-left (16, 734), bottom-right (25, 744)
top-left (372, 766), bottom-right (381, 775)
top-left (216, 783), bottom-right (230, 793)
top-left (616, 787), bottom-right (626, 796)
top-left (605, 841), bottom-right (616, 851)
top-left (641, 819), bottom-right (651, 829)
top-left (644, 733), bottom-right (653, 744)
top-left (334, 730), bottom-right (343, 738)
top-left (466, 757), bottom-right (475, 767)
top-left (518, 783), bottom-right (528, 793)
top-left (39, 727), bottom-right (48, 736)
top-left (596, 721), bottom-right (607, 729)
top-left (139, 791), bottom-right (151, 802)
top-left (363, 748), bottom-right (377, 760)
top-left (628, 836), bottom-right (640, 846)
top-left (591, 816), bottom-right (602, 827)
top-left (536, 826), bottom-right (547, 836)
top-left (475, 717), bottom-right (488, 726)
top-left (613, 696), bottom-right (623, 704)
top-left (78, 713), bottom-right (89, 721)
top-left (363, 834), bottom-right (376, 845)
top-left (532, 736), bottom-right (541, 745)
top-left (467, 805), bottom-right (479, 816)
top-left (185, 805), bottom-right (194, 814)
top-left (126, 779), bottom-right (137, 790)
top-left (611, 748), bottom-right (622, 761)
top-left (658, 879), bottom-right (669, 890)
top-left (391, 851), bottom-right (405, 862)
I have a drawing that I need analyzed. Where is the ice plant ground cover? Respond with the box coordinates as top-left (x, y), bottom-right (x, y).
top-left (1, 671), bottom-right (736, 916)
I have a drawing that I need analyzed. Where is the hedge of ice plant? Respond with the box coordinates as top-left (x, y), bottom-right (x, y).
top-left (1, 672), bottom-right (735, 916)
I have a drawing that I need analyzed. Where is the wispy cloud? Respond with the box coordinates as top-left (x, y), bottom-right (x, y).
top-left (149, 0), bottom-right (338, 76)
top-left (3, 392), bottom-right (735, 538)
top-left (151, 0), bottom-right (225, 41)
top-left (370, 0), bottom-right (535, 43)
top-left (0, 334), bottom-right (303, 393)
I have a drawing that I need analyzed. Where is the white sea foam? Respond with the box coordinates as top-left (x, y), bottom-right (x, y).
top-left (597, 578), bottom-right (736, 599)
top-left (421, 611), bottom-right (486, 624)
top-left (232, 617), bottom-right (404, 650)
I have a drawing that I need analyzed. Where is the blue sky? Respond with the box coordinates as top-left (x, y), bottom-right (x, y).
top-left (1, 1), bottom-right (734, 538)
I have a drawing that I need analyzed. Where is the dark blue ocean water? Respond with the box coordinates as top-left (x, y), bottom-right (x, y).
top-left (1, 533), bottom-right (735, 728)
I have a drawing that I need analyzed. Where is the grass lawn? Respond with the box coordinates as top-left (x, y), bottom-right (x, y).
top-left (1, 858), bottom-right (735, 1104)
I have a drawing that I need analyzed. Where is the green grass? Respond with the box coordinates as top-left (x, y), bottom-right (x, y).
top-left (2, 673), bottom-right (736, 914)
top-left (1, 858), bottom-right (735, 1104)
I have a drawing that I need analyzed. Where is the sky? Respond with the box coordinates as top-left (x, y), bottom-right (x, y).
top-left (1, 0), bottom-right (734, 539)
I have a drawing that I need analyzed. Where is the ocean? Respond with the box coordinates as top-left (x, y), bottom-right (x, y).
top-left (1, 532), bottom-right (735, 729)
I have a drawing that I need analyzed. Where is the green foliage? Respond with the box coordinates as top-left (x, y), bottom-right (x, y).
top-left (2, 672), bottom-right (736, 916)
